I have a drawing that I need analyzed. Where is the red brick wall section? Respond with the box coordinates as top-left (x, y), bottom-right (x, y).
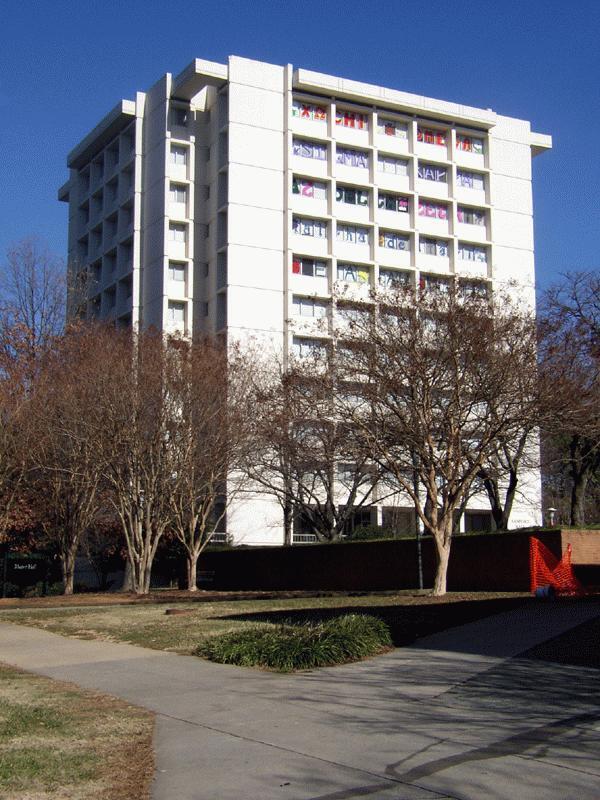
top-left (562, 530), bottom-right (600, 565)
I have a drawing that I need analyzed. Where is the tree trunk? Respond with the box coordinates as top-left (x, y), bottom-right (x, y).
top-left (60, 547), bottom-right (77, 595)
top-left (283, 497), bottom-right (293, 546)
top-left (187, 552), bottom-right (198, 591)
top-left (570, 466), bottom-right (590, 527)
top-left (431, 537), bottom-right (451, 596)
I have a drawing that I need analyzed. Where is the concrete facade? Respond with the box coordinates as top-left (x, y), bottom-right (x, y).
top-left (59, 55), bottom-right (552, 545)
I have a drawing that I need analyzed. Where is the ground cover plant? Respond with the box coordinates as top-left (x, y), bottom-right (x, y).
top-left (0, 663), bottom-right (153, 800)
top-left (196, 614), bottom-right (392, 671)
top-left (0, 591), bottom-right (532, 655)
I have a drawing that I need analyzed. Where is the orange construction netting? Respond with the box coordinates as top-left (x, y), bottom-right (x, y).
top-left (529, 537), bottom-right (585, 596)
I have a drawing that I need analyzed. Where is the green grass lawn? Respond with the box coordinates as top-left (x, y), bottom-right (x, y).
top-left (0, 592), bottom-right (533, 654)
top-left (0, 663), bottom-right (153, 800)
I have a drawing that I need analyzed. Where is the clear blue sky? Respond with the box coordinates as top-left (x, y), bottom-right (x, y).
top-left (1, 0), bottom-right (598, 291)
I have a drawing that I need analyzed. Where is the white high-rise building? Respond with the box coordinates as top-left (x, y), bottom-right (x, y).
top-left (59, 55), bottom-right (551, 544)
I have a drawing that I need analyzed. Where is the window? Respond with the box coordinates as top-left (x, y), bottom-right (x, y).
top-left (292, 296), bottom-right (328, 318)
top-left (458, 243), bottom-right (487, 262)
top-left (420, 274), bottom-right (452, 293)
top-left (292, 139), bottom-right (327, 161)
top-left (418, 163), bottom-right (447, 182)
top-left (457, 206), bottom-right (486, 225)
top-left (169, 184), bottom-right (187, 204)
top-left (378, 193), bottom-right (409, 213)
top-left (169, 262), bottom-right (186, 282)
top-left (457, 169), bottom-right (485, 191)
top-left (292, 257), bottom-right (327, 277)
top-left (460, 280), bottom-right (489, 299)
top-left (336, 147), bottom-right (369, 169)
top-left (417, 126), bottom-right (447, 146)
top-left (292, 216), bottom-right (327, 239)
top-left (337, 263), bottom-right (370, 283)
top-left (377, 117), bottom-right (408, 139)
top-left (377, 154), bottom-right (409, 175)
top-left (379, 231), bottom-right (410, 251)
top-left (171, 106), bottom-right (188, 127)
top-left (292, 100), bottom-right (327, 122)
top-left (168, 223), bottom-right (186, 242)
top-left (292, 337), bottom-right (326, 358)
top-left (170, 145), bottom-right (187, 165)
top-left (336, 186), bottom-right (368, 206)
top-left (419, 237), bottom-right (448, 257)
top-left (336, 224), bottom-right (369, 244)
top-left (456, 134), bottom-right (484, 154)
top-left (335, 109), bottom-right (368, 130)
top-left (379, 268), bottom-right (410, 288)
top-left (292, 177), bottom-right (327, 200)
top-left (418, 200), bottom-right (448, 220)
top-left (167, 301), bottom-right (185, 323)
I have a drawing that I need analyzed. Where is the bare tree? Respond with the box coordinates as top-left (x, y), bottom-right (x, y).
top-left (98, 330), bottom-right (181, 595)
top-left (166, 338), bottom-right (254, 590)
top-left (540, 271), bottom-right (600, 525)
top-left (336, 284), bottom-right (540, 595)
top-left (27, 325), bottom-right (115, 594)
top-left (248, 352), bottom-right (384, 543)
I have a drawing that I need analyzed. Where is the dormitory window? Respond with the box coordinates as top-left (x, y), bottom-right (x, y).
top-left (170, 184), bottom-right (187, 204)
top-left (336, 148), bottom-right (369, 169)
top-left (460, 280), bottom-right (489, 299)
top-left (336, 224), bottom-right (369, 244)
top-left (417, 127), bottom-right (447, 146)
top-left (418, 163), bottom-right (447, 182)
top-left (419, 237), bottom-right (448, 257)
top-left (457, 170), bottom-right (485, 190)
top-left (379, 268), bottom-right (410, 288)
top-left (171, 107), bottom-right (188, 127)
top-left (379, 231), bottom-right (410, 251)
top-left (458, 243), bottom-right (487, 262)
top-left (293, 217), bottom-right (327, 239)
top-left (292, 139), bottom-right (327, 160)
top-left (418, 200), bottom-right (448, 220)
top-left (168, 262), bottom-right (186, 282)
top-left (292, 177), bottom-right (327, 199)
top-left (378, 193), bottom-right (409, 213)
top-left (170, 145), bottom-right (187, 165)
top-left (167, 301), bottom-right (185, 323)
top-left (335, 109), bottom-right (368, 130)
top-left (292, 337), bottom-right (326, 358)
top-left (377, 118), bottom-right (408, 138)
top-left (169, 223), bottom-right (186, 242)
top-left (457, 206), bottom-right (486, 225)
top-left (420, 274), bottom-right (451, 293)
top-left (292, 296), bottom-right (328, 318)
top-left (456, 134), bottom-right (484, 154)
top-left (377, 154), bottom-right (409, 175)
top-left (337, 264), bottom-right (370, 283)
top-left (292, 100), bottom-right (327, 122)
top-left (336, 186), bottom-right (368, 206)
top-left (292, 257), bottom-right (327, 277)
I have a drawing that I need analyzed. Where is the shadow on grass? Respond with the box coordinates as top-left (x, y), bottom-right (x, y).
top-left (213, 596), bottom-right (533, 647)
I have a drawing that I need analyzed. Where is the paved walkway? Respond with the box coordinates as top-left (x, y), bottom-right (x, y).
top-left (1, 600), bottom-right (600, 800)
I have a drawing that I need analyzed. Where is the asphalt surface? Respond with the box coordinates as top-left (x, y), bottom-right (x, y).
top-left (1, 599), bottom-right (599, 800)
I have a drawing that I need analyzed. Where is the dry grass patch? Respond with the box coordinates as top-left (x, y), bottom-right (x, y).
top-left (0, 592), bottom-right (532, 654)
top-left (0, 663), bottom-right (154, 800)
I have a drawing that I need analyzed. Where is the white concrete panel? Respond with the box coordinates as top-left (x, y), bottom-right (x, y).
top-left (490, 174), bottom-right (533, 215)
top-left (489, 138), bottom-right (532, 179)
top-left (227, 492), bottom-right (284, 546)
top-left (492, 114), bottom-right (531, 144)
top-left (334, 202), bottom-right (370, 224)
top-left (456, 222), bottom-right (488, 244)
top-left (377, 247), bottom-right (411, 268)
top-left (227, 285), bottom-right (284, 333)
top-left (228, 83), bottom-right (284, 131)
top-left (228, 204), bottom-right (284, 250)
top-left (228, 163), bottom-right (283, 210)
top-left (333, 126), bottom-right (369, 148)
top-left (416, 215), bottom-right (450, 237)
top-left (492, 245), bottom-right (535, 287)
top-left (229, 123), bottom-right (284, 171)
top-left (374, 135), bottom-right (409, 156)
top-left (227, 244), bottom-right (284, 291)
top-left (228, 55), bottom-right (285, 94)
top-left (493, 209), bottom-right (534, 250)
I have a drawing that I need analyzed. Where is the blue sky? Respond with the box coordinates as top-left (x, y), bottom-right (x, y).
top-left (1, 0), bottom-right (598, 292)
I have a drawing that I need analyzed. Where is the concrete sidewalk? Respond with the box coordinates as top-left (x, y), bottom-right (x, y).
top-left (1, 600), bottom-right (599, 800)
